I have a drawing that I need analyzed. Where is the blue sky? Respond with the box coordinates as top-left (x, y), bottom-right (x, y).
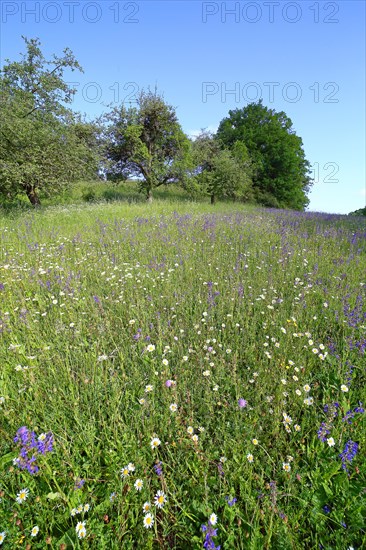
top-left (1, 0), bottom-right (365, 213)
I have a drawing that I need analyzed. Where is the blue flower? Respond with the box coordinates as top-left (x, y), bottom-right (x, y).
top-left (225, 496), bottom-right (237, 507)
top-left (339, 440), bottom-right (358, 472)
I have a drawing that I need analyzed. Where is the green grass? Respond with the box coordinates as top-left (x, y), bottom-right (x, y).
top-left (0, 200), bottom-right (365, 549)
top-left (0, 180), bottom-right (202, 211)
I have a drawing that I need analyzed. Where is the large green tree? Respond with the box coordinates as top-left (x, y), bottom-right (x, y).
top-left (103, 89), bottom-right (192, 201)
top-left (190, 131), bottom-right (253, 204)
top-left (217, 101), bottom-right (312, 210)
top-left (0, 37), bottom-right (99, 205)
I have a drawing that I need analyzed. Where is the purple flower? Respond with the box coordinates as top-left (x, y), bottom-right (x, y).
top-left (225, 496), bottom-right (237, 507)
top-left (238, 398), bottom-right (247, 408)
top-left (74, 479), bottom-right (86, 490)
top-left (153, 461), bottom-right (163, 476)
top-left (165, 380), bottom-right (173, 387)
top-left (14, 426), bottom-right (53, 475)
top-left (202, 519), bottom-right (220, 550)
top-left (317, 422), bottom-right (331, 442)
top-left (339, 440), bottom-right (359, 472)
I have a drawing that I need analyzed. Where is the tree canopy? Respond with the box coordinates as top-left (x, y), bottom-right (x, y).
top-left (0, 37), bottom-right (100, 205)
top-left (1, 37), bottom-right (315, 211)
top-left (103, 90), bottom-right (192, 200)
top-left (190, 130), bottom-right (253, 204)
top-left (217, 101), bottom-right (312, 210)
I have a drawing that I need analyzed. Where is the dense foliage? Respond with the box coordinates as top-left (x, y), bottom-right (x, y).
top-left (102, 90), bottom-right (192, 201)
top-left (349, 207), bottom-right (366, 217)
top-left (1, 37), bottom-right (316, 210)
top-left (217, 101), bottom-right (313, 210)
top-left (0, 37), bottom-right (100, 205)
top-left (189, 131), bottom-right (253, 204)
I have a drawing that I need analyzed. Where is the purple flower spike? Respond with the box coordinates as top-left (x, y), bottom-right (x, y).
top-left (13, 426), bottom-right (53, 475)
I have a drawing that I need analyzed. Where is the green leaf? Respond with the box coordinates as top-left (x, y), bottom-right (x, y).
top-left (46, 492), bottom-right (62, 500)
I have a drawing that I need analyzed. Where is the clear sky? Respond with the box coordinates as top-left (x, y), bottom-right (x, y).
top-left (1, 0), bottom-right (365, 213)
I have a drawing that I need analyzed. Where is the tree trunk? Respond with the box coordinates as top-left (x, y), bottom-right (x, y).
top-left (25, 185), bottom-right (41, 206)
top-left (211, 193), bottom-right (215, 205)
top-left (147, 188), bottom-right (153, 202)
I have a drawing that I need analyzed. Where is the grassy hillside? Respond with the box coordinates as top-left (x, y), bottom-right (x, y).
top-left (0, 201), bottom-right (365, 549)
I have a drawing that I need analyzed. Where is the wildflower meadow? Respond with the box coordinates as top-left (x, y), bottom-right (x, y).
top-left (0, 201), bottom-right (365, 549)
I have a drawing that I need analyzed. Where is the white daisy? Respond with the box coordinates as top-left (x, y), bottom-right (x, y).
top-left (30, 526), bottom-right (39, 537)
top-left (142, 501), bottom-right (151, 514)
top-left (143, 513), bottom-right (154, 528)
top-left (16, 488), bottom-right (29, 504)
top-left (134, 479), bottom-right (143, 491)
top-left (154, 490), bottom-right (167, 509)
top-left (150, 437), bottom-right (161, 450)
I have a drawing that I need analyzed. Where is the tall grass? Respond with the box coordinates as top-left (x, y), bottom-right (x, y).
top-left (0, 201), bottom-right (365, 549)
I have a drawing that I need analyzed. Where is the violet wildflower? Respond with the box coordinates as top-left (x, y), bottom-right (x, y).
top-left (13, 426), bottom-right (53, 475)
top-left (74, 479), bottom-right (85, 490)
top-left (342, 402), bottom-right (365, 424)
top-left (154, 461), bottom-right (163, 476)
top-left (238, 398), bottom-right (247, 408)
top-left (201, 517), bottom-right (220, 550)
top-left (317, 422), bottom-right (331, 442)
top-left (225, 496), bottom-right (237, 507)
top-left (339, 440), bottom-right (359, 472)
top-left (133, 329), bottom-right (142, 341)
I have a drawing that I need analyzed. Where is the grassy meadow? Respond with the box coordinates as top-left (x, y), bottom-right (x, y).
top-left (0, 199), bottom-right (365, 549)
